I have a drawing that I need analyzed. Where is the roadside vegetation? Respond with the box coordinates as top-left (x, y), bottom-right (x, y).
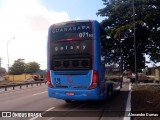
top-left (97, 0), bottom-right (160, 71)
top-left (131, 85), bottom-right (160, 120)
top-left (97, 1), bottom-right (160, 119)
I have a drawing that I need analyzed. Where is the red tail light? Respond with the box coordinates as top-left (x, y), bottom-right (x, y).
top-left (89, 70), bottom-right (98, 89)
top-left (47, 71), bottom-right (53, 88)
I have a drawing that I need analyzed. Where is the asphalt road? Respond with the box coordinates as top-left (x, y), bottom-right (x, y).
top-left (0, 83), bottom-right (130, 120)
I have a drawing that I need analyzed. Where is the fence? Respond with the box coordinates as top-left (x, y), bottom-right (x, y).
top-left (0, 81), bottom-right (47, 91)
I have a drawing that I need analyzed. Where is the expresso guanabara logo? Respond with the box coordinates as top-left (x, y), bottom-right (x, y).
top-left (52, 25), bottom-right (91, 33)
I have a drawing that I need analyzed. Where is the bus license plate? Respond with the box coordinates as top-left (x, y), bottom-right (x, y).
top-left (66, 92), bottom-right (74, 96)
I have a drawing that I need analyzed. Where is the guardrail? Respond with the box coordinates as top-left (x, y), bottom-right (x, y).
top-left (0, 81), bottom-right (47, 91)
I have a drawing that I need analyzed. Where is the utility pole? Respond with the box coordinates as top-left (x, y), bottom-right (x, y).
top-left (7, 37), bottom-right (15, 73)
top-left (133, 0), bottom-right (138, 83)
top-left (0, 57), bottom-right (1, 68)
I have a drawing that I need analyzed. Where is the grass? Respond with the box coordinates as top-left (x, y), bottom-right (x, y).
top-left (131, 84), bottom-right (160, 120)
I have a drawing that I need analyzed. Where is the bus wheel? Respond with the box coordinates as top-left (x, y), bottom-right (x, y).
top-left (65, 100), bottom-right (72, 103)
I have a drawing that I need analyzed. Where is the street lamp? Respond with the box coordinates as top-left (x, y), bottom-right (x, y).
top-left (7, 37), bottom-right (15, 73)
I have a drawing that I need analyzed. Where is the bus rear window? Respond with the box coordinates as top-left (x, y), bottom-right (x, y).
top-left (48, 21), bottom-right (93, 70)
top-left (52, 57), bottom-right (92, 70)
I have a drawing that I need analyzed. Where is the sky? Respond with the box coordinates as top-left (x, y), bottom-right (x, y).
top-left (0, 0), bottom-right (105, 70)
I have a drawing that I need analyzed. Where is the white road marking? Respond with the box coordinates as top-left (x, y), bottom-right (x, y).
top-left (29, 107), bottom-right (55, 120)
top-left (44, 107), bottom-right (56, 120)
top-left (32, 91), bottom-right (47, 96)
top-left (129, 83), bottom-right (131, 90)
top-left (45, 107), bottom-right (55, 111)
top-left (123, 83), bottom-right (131, 120)
top-left (29, 115), bottom-right (40, 120)
top-left (47, 118), bottom-right (55, 120)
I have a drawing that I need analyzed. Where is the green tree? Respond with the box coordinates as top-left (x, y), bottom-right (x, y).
top-left (0, 67), bottom-right (7, 76)
top-left (9, 59), bottom-right (41, 75)
top-left (25, 61), bottom-right (40, 74)
top-left (9, 59), bottom-right (26, 75)
top-left (97, 0), bottom-right (160, 71)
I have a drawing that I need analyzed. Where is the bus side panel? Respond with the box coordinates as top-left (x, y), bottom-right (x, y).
top-left (93, 21), bottom-right (106, 97)
top-left (92, 21), bottom-right (99, 71)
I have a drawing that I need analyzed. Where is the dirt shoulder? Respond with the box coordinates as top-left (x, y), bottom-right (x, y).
top-left (131, 84), bottom-right (160, 120)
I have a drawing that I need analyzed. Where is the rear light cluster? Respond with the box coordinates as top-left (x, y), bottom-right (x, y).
top-left (47, 71), bottom-right (54, 88)
top-left (89, 70), bottom-right (98, 90)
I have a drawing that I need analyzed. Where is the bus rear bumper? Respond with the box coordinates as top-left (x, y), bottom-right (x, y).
top-left (48, 87), bottom-right (103, 101)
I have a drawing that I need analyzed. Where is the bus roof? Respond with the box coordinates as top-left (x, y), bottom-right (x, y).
top-left (49, 20), bottom-right (98, 28)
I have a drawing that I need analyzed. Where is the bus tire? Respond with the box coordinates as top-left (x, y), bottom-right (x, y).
top-left (65, 100), bottom-right (72, 103)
